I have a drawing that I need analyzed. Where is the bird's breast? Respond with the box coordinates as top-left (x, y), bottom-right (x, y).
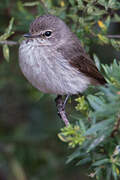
top-left (19, 40), bottom-right (91, 95)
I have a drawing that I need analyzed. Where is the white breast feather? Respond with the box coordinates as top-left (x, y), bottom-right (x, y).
top-left (19, 40), bottom-right (91, 95)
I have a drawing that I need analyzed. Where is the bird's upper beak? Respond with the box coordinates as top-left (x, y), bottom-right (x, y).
top-left (24, 33), bottom-right (40, 38)
top-left (24, 33), bottom-right (32, 38)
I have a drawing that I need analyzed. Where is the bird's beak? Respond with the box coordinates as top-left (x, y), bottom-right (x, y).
top-left (23, 33), bottom-right (32, 38)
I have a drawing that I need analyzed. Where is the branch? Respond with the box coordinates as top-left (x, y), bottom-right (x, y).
top-left (0, 40), bottom-right (18, 46)
top-left (107, 35), bottom-right (120, 39)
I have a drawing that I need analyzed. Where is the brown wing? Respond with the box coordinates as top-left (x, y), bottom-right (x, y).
top-left (69, 53), bottom-right (106, 84)
top-left (57, 34), bottom-right (106, 85)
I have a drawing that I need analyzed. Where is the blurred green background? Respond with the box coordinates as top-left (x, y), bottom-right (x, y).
top-left (0, 0), bottom-right (120, 179)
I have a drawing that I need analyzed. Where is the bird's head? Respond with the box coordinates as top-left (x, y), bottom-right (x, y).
top-left (24, 14), bottom-right (71, 46)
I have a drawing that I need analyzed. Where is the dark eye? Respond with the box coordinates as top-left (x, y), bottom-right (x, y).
top-left (44, 31), bottom-right (52, 37)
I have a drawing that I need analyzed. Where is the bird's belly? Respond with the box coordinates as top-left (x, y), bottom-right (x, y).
top-left (19, 45), bottom-right (91, 95)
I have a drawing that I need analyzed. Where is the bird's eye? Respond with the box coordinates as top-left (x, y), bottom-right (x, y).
top-left (44, 31), bottom-right (52, 37)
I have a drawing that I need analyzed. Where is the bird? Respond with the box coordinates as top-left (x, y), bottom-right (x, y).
top-left (19, 14), bottom-right (106, 126)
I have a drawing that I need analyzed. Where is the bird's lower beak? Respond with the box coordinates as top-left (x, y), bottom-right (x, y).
top-left (24, 33), bottom-right (32, 38)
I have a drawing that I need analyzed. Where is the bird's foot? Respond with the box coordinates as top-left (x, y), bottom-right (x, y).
top-left (55, 95), bottom-right (70, 126)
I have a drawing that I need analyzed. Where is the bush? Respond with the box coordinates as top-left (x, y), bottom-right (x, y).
top-left (0, 0), bottom-right (120, 179)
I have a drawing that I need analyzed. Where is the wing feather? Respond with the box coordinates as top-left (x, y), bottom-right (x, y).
top-left (57, 34), bottom-right (106, 85)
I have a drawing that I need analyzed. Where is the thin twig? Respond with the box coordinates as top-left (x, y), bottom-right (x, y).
top-left (107, 35), bottom-right (120, 39)
top-left (0, 40), bottom-right (18, 46)
top-left (89, 31), bottom-right (120, 39)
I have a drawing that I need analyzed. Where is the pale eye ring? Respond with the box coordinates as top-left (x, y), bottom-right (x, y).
top-left (44, 31), bottom-right (52, 37)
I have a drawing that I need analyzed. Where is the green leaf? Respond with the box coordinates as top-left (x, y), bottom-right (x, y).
top-left (77, 0), bottom-right (84, 9)
top-left (79, 120), bottom-right (86, 133)
top-left (87, 95), bottom-right (105, 111)
top-left (107, 167), bottom-right (112, 180)
top-left (66, 149), bottom-right (87, 164)
top-left (92, 158), bottom-right (109, 166)
top-left (98, 0), bottom-right (108, 9)
top-left (105, 16), bottom-right (111, 28)
top-left (76, 157), bottom-right (91, 165)
top-left (87, 135), bottom-right (105, 152)
top-left (6, 17), bottom-right (14, 34)
top-left (84, 118), bottom-right (114, 135)
top-left (0, 17), bottom-right (14, 41)
top-left (114, 13), bottom-right (120, 22)
top-left (69, 0), bottom-right (75, 6)
top-left (112, 164), bottom-right (118, 180)
top-left (3, 44), bottom-right (9, 62)
top-left (87, 6), bottom-right (93, 14)
top-left (93, 54), bottom-right (101, 71)
top-left (17, 1), bottom-right (27, 13)
top-left (23, 1), bottom-right (39, 6)
top-left (108, 0), bottom-right (116, 9)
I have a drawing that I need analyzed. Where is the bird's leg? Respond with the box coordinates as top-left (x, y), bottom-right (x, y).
top-left (55, 95), bottom-right (70, 126)
top-left (63, 94), bottom-right (70, 109)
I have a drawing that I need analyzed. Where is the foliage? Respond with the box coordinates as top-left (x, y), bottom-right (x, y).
top-left (58, 124), bottom-right (86, 148)
top-left (0, 0), bottom-right (120, 180)
top-left (59, 60), bottom-right (120, 180)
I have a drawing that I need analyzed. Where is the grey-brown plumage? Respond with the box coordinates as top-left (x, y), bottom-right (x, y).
top-left (29, 14), bottom-right (105, 85)
top-left (19, 14), bottom-right (106, 126)
top-left (57, 33), bottom-right (106, 85)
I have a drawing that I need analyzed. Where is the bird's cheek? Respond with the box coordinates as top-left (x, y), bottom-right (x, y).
top-left (33, 38), bottom-right (44, 45)
top-left (40, 39), bottom-right (52, 45)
